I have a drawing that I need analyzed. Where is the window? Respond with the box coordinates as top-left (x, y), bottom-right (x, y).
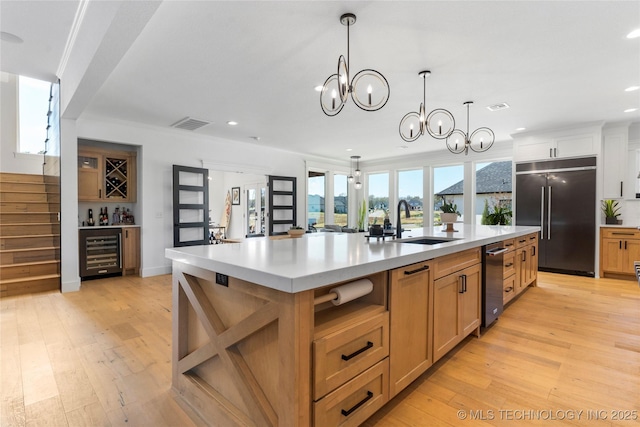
top-left (476, 161), bottom-right (513, 225)
top-left (18, 75), bottom-right (51, 154)
top-left (333, 174), bottom-right (348, 226)
top-left (368, 172), bottom-right (389, 227)
top-left (398, 169), bottom-right (423, 228)
top-left (434, 165), bottom-right (464, 225)
top-left (308, 171), bottom-right (325, 229)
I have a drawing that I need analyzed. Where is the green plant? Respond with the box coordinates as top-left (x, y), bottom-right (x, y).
top-left (480, 199), bottom-right (490, 225)
top-left (357, 199), bottom-right (367, 231)
top-left (289, 225), bottom-right (303, 230)
top-left (485, 204), bottom-right (512, 225)
top-left (601, 199), bottom-right (621, 219)
top-left (440, 197), bottom-right (460, 216)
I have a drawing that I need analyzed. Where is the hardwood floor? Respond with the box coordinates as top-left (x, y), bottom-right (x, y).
top-left (1, 272), bottom-right (638, 426)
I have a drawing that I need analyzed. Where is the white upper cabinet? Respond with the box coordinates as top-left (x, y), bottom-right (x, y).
top-left (512, 124), bottom-right (602, 163)
top-left (602, 125), bottom-right (631, 199)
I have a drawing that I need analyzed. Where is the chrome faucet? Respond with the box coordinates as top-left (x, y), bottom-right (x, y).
top-left (397, 199), bottom-right (410, 239)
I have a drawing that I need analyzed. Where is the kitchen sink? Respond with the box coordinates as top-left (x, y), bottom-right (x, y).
top-left (394, 237), bottom-right (460, 245)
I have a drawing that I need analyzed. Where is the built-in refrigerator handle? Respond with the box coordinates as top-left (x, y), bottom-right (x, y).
top-left (118, 232), bottom-right (122, 268)
top-left (548, 186), bottom-right (552, 240)
top-left (540, 187), bottom-right (545, 240)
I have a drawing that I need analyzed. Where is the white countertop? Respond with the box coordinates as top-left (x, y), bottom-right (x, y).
top-left (599, 224), bottom-right (640, 229)
top-left (166, 224), bottom-right (540, 294)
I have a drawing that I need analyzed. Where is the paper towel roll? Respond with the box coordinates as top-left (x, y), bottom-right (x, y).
top-left (330, 279), bottom-right (374, 306)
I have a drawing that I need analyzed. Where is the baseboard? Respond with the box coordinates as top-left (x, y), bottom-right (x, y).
top-left (141, 265), bottom-right (172, 278)
top-left (61, 277), bottom-right (81, 293)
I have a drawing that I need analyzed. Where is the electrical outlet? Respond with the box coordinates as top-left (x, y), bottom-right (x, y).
top-left (215, 273), bottom-right (229, 287)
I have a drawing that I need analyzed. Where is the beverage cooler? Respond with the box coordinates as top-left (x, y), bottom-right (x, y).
top-left (79, 228), bottom-right (122, 279)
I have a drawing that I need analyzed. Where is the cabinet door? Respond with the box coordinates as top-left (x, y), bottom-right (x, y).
top-left (105, 155), bottom-right (136, 202)
top-left (555, 135), bottom-right (597, 159)
top-left (623, 239), bottom-right (640, 274)
top-left (459, 264), bottom-right (481, 338)
top-left (122, 227), bottom-right (140, 275)
top-left (513, 139), bottom-right (554, 162)
top-left (515, 248), bottom-right (525, 294)
top-left (602, 134), bottom-right (626, 199)
top-left (601, 238), bottom-right (624, 273)
top-left (528, 244), bottom-right (538, 285)
top-left (433, 272), bottom-right (461, 362)
top-left (388, 262), bottom-right (431, 397)
top-left (78, 152), bottom-right (103, 201)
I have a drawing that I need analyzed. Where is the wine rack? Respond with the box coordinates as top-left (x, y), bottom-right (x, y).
top-left (105, 157), bottom-right (129, 199)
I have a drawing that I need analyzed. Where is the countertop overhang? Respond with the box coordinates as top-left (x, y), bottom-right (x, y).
top-left (166, 225), bottom-right (540, 293)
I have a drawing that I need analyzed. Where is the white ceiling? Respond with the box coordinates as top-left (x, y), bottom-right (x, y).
top-left (2, 1), bottom-right (639, 162)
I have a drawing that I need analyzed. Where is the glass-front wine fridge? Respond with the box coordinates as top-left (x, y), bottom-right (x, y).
top-left (79, 228), bottom-right (122, 279)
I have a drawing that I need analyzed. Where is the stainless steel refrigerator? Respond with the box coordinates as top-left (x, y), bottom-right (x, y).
top-left (515, 157), bottom-right (596, 276)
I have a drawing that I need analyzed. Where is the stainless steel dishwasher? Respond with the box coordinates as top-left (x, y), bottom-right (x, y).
top-left (483, 242), bottom-right (508, 327)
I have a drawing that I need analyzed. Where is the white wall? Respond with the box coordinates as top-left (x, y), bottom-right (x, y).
top-left (74, 116), bottom-right (307, 277)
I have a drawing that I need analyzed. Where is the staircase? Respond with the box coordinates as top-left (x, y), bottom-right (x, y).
top-left (0, 172), bottom-right (61, 297)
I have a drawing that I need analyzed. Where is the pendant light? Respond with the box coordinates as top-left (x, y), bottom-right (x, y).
top-left (445, 101), bottom-right (495, 155)
top-left (320, 13), bottom-right (390, 116)
top-left (347, 156), bottom-right (355, 183)
top-left (349, 155), bottom-right (362, 189)
top-left (399, 71), bottom-right (455, 142)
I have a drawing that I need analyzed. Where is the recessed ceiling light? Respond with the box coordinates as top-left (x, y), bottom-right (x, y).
top-left (227, 121), bottom-right (238, 126)
top-left (625, 86), bottom-right (640, 92)
top-left (0, 31), bottom-right (23, 44)
top-left (627, 28), bottom-right (640, 39)
top-left (624, 108), bottom-right (637, 113)
top-left (249, 136), bottom-right (261, 141)
top-left (346, 148), bottom-right (353, 152)
top-left (516, 127), bottom-right (526, 131)
top-left (314, 85), bottom-right (323, 92)
top-left (398, 145), bottom-right (408, 149)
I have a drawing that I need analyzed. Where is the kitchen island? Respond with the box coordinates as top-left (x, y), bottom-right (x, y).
top-left (166, 225), bottom-right (539, 427)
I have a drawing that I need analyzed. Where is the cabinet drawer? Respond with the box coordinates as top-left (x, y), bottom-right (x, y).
top-left (503, 275), bottom-right (516, 305)
top-left (601, 228), bottom-right (640, 240)
top-left (433, 247), bottom-right (481, 279)
top-left (314, 358), bottom-right (388, 427)
top-left (503, 238), bottom-right (516, 252)
top-left (314, 311), bottom-right (389, 400)
top-left (515, 232), bottom-right (538, 249)
top-left (503, 251), bottom-right (516, 278)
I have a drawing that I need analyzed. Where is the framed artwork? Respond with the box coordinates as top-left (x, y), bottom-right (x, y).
top-left (231, 187), bottom-right (240, 205)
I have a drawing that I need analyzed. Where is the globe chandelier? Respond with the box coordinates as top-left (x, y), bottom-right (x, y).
top-left (446, 101), bottom-right (495, 155)
top-left (320, 13), bottom-right (390, 116)
top-left (399, 70), bottom-right (455, 142)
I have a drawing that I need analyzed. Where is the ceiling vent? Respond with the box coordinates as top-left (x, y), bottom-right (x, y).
top-left (171, 117), bottom-right (210, 131)
top-left (486, 102), bottom-right (510, 112)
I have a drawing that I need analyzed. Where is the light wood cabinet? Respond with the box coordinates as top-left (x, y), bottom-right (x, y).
top-left (78, 148), bottom-right (136, 202)
top-left (122, 227), bottom-right (140, 276)
top-left (600, 228), bottom-right (640, 277)
top-left (388, 261), bottom-right (432, 398)
top-left (432, 250), bottom-right (481, 363)
top-left (515, 233), bottom-right (538, 295)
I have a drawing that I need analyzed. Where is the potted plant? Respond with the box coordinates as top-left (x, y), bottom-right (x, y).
top-left (287, 225), bottom-right (305, 238)
top-left (601, 199), bottom-right (621, 224)
top-left (485, 204), bottom-right (512, 225)
top-left (440, 197), bottom-right (460, 224)
top-left (357, 199), bottom-right (367, 232)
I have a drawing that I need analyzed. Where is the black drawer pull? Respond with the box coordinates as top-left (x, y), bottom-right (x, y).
top-left (341, 341), bottom-right (373, 361)
top-left (505, 286), bottom-right (513, 293)
top-left (404, 265), bottom-right (429, 275)
top-left (341, 391), bottom-right (373, 417)
top-left (519, 239), bottom-right (526, 243)
top-left (505, 263), bottom-right (514, 268)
